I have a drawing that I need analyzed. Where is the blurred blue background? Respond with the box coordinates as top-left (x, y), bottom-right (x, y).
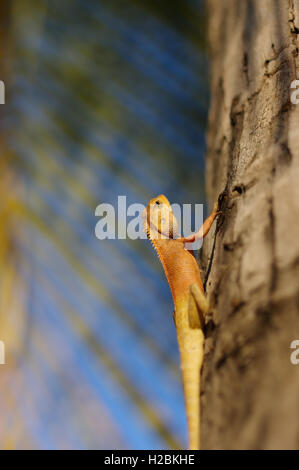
top-left (0, 0), bottom-right (209, 449)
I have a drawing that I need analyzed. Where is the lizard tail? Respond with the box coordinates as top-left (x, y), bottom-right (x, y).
top-left (178, 328), bottom-right (205, 450)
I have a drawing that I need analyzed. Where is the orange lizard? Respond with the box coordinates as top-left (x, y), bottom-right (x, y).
top-left (143, 195), bottom-right (220, 450)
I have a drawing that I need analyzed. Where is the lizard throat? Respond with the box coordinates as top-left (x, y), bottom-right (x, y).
top-left (147, 233), bottom-right (176, 306)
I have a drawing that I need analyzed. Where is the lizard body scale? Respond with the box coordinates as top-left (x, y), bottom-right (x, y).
top-left (143, 195), bottom-right (219, 450)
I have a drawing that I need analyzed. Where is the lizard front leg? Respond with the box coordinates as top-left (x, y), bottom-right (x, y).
top-left (183, 201), bottom-right (220, 243)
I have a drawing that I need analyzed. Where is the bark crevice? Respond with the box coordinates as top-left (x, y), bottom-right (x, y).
top-left (202, 0), bottom-right (299, 449)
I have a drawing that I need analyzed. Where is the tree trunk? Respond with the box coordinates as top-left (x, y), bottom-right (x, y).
top-left (201, 0), bottom-right (299, 449)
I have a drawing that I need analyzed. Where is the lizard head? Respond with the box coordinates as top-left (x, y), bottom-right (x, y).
top-left (143, 194), bottom-right (178, 240)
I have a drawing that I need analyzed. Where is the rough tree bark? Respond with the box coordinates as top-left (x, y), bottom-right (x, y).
top-left (201, 0), bottom-right (299, 449)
